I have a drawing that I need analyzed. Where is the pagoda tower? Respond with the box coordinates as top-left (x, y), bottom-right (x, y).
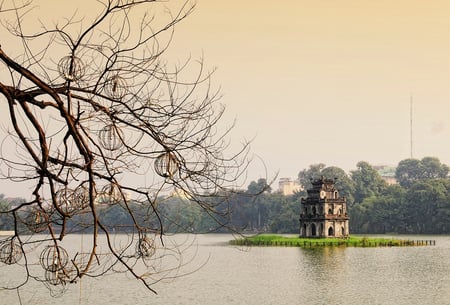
top-left (299, 177), bottom-right (349, 238)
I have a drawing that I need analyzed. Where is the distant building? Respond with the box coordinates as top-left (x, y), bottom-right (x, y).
top-left (299, 177), bottom-right (349, 238)
top-left (170, 188), bottom-right (190, 200)
top-left (278, 178), bottom-right (301, 195)
top-left (374, 165), bottom-right (398, 185)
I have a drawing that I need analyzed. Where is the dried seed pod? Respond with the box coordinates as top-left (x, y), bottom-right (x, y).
top-left (72, 183), bottom-right (93, 210)
top-left (0, 239), bottom-right (23, 265)
top-left (136, 235), bottom-right (156, 258)
top-left (39, 245), bottom-right (69, 272)
top-left (55, 184), bottom-right (92, 215)
top-left (154, 152), bottom-right (179, 178)
top-left (58, 55), bottom-right (85, 81)
top-left (23, 208), bottom-right (49, 233)
top-left (104, 75), bottom-right (127, 99)
top-left (98, 124), bottom-right (124, 151)
top-left (99, 183), bottom-right (122, 205)
top-left (55, 187), bottom-right (76, 214)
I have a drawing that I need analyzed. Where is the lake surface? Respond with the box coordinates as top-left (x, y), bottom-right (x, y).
top-left (1, 234), bottom-right (450, 305)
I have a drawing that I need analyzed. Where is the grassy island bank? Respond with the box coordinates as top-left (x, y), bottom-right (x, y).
top-left (230, 234), bottom-right (435, 247)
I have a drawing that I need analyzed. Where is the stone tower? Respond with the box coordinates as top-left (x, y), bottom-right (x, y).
top-left (299, 177), bottom-right (349, 238)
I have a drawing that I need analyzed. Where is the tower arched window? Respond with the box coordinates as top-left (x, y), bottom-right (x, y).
top-left (311, 223), bottom-right (317, 236)
top-left (328, 226), bottom-right (334, 236)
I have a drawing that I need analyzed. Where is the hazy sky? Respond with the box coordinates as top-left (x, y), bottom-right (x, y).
top-left (168, 0), bottom-right (450, 181)
top-left (2, 0), bottom-right (450, 195)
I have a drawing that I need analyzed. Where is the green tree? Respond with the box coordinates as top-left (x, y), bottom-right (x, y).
top-left (321, 166), bottom-right (355, 206)
top-left (0, 195), bottom-right (13, 230)
top-left (396, 158), bottom-right (422, 188)
top-left (421, 157), bottom-right (449, 179)
top-left (350, 184), bottom-right (407, 234)
top-left (403, 179), bottom-right (447, 233)
top-left (298, 163), bottom-right (326, 189)
top-left (434, 179), bottom-right (450, 233)
top-left (396, 157), bottom-right (449, 188)
top-left (351, 161), bottom-right (387, 204)
top-left (268, 194), bottom-right (300, 233)
top-left (247, 178), bottom-right (271, 195)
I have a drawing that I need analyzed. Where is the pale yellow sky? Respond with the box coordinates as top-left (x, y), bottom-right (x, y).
top-left (169, 0), bottom-right (450, 180)
top-left (2, 0), bottom-right (450, 193)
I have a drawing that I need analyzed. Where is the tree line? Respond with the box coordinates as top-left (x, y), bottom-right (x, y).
top-left (1, 156), bottom-right (449, 235)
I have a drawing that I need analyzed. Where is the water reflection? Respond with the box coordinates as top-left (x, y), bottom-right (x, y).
top-left (2, 234), bottom-right (450, 305)
top-left (301, 246), bottom-right (346, 270)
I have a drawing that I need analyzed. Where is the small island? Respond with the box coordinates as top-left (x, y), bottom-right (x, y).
top-left (231, 177), bottom-right (435, 248)
top-left (230, 234), bottom-right (435, 247)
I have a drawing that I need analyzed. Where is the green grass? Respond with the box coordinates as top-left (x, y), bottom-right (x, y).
top-left (230, 234), bottom-right (433, 247)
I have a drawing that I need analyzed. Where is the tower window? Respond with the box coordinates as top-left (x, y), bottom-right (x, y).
top-left (311, 224), bottom-right (317, 236)
top-left (328, 226), bottom-right (334, 236)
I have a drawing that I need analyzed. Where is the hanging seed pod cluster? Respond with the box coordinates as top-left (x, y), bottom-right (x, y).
top-left (0, 0), bottom-right (250, 297)
top-left (22, 209), bottom-right (50, 233)
top-left (40, 245), bottom-right (72, 287)
top-left (136, 234), bottom-right (156, 258)
top-left (154, 152), bottom-right (180, 178)
top-left (98, 124), bottom-right (124, 151)
top-left (99, 183), bottom-right (122, 205)
top-left (0, 239), bottom-right (23, 265)
top-left (55, 185), bottom-right (91, 215)
top-left (104, 75), bottom-right (128, 100)
top-left (58, 55), bottom-right (85, 82)
top-left (40, 245), bottom-right (70, 272)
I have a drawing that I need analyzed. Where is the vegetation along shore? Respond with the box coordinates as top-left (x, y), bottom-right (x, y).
top-left (230, 234), bottom-right (436, 247)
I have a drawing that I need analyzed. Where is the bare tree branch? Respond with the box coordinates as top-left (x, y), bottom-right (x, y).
top-left (0, 0), bottom-right (255, 297)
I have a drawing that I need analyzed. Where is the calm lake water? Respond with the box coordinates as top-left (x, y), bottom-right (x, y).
top-left (2, 234), bottom-right (450, 305)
